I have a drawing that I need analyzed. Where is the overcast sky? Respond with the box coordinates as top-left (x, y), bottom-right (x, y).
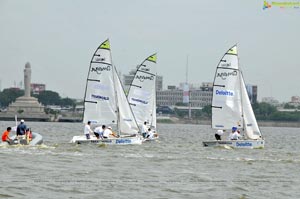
top-left (0, 0), bottom-right (299, 102)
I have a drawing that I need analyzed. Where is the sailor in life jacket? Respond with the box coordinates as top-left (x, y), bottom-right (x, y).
top-left (229, 127), bottom-right (241, 140)
top-left (25, 128), bottom-right (32, 142)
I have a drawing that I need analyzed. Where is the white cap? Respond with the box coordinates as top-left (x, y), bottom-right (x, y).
top-left (107, 126), bottom-right (112, 129)
top-left (21, 119), bottom-right (25, 123)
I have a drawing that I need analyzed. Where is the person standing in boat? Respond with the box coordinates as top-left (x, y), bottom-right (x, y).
top-left (84, 121), bottom-right (93, 139)
top-left (2, 127), bottom-right (12, 144)
top-left (17, 119), bottom-right (27, 137)
top-left (215, 129), bottom-right (225, 140)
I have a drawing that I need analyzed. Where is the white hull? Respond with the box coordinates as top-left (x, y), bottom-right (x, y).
top-left (203, 139), bottom-right (265, 149)
top-left (142, 134), bottom-right (159, 142)
top-left (70, 135), bottom-right (143, 145)
top-left (1, 132), bottom-right (43, 146)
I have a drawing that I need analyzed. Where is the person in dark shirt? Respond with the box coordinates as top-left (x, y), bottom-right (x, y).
top-left (17, 119), bottom-right (27, 136)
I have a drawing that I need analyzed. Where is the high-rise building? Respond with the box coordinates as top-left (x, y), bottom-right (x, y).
top-left (246, 84), bottom-right (258, 104)
top-left (157, 82), bottom-right (213, 108)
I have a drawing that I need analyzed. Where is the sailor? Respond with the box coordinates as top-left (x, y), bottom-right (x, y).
top-left (94, 125), bottom-right (105, 139)
top-left (84, 121), bottom-right (93, 139)
top-left (25, 128), bottom-right (32, 142)
top-left (142, 121), bottom-right (148, 138)
top-left (2, 127), bottom-right (12, 144)
top-left (229, 127), bottom-right (241, 140)
top-left (103, 126), bottom-right (112, 139)
top-left (215, 129), bottom-right (225, 140)
top-left (146, 128), bottom-right (154, 139)
top-left (17, 119), bottom-right (27, 137)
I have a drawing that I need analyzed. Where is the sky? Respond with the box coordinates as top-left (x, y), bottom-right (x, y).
top-left (0, 0), bottom-right (299, 102)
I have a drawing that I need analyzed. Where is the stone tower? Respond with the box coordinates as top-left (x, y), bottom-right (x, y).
top-left (5, 62), bottom-right (49, 121)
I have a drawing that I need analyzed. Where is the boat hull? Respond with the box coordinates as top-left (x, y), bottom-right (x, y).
top-left (70, 135), bottom-right (143, 145)
top-left (142, 134), bottom-right (159, 142)
top-left (1, 132), bottom-right (43, 146)
top-left (203, 139), bottom-right (265, 149)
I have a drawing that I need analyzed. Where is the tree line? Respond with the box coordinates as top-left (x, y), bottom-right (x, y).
top-left (172, 102), bottom-right (300, 122)
top-left (0, 88), bottom-right (76, 108)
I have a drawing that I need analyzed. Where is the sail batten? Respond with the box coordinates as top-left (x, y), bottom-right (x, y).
top-left (91, 61), bottom-right (112, 65)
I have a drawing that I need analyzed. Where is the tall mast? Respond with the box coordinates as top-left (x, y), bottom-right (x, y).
top-left (186, 55), bottom-right (191, 119)
top-left (237, 47), bottom-right (246, 136)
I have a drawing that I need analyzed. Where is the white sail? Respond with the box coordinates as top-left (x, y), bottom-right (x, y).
top-left (127, 54), bottom-right (157, 128)
top-left (240, 74), bottom-right (261, 139)
top-left (113, 66), bottom-right (139, 135)
top-left (212, 46), bottom-right (243, 130)
top-left (83, 39), bottom-right (117, 125)
top-left (151, 88), bottom-right (157, 129)
top-left (212, 45), bottom-right (262, 141)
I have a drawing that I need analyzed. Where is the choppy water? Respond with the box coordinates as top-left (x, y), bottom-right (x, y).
top-left (0, 121), bottom-right (300, 199)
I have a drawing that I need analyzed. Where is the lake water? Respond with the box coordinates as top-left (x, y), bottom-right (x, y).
top-left (0, 122), bottom-right (300, 199)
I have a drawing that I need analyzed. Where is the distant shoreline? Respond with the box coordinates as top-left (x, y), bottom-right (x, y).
top-left (157, 118), bottom-right (300, 128)
top-left (0, 116), bottom-right (298, 128)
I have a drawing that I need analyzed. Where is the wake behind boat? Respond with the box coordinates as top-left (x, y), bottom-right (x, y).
top-left (202, 45), bottom-right (265, 149)
top-left (70, 39), bottom-right (143, 145)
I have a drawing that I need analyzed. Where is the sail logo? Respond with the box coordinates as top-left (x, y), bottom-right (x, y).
top-left (91, 65), bottom-right (111, 74)
top-left (140, 67), bottom-right (150, 72)
top-left (91, 94), bottom-right (109, 101)
top-left (236, 142), bottom-right (252, 147)
top-left (136, 75), bottom-right (154, 82)
top-left (131, 98), bottom-right (148, 104)
top-left (216, 90), bottom-right (234, 96)
top-left (133, 89), bottom-right (151, 98)
top-left (216, 71), bottom-right (237, 80)
top-left (95, 57), bottom-right (105, 62)
top-left (93, 83), bottom-right (109, 90)
top-left (116, 139), bottom-right (132, 144)
top-left (221, 63), bottom-right (231, 67)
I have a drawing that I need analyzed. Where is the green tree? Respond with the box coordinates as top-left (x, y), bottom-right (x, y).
top-left (61, 97), bottom-right (76, 107)
top-left (202, 105), bottom-right (212, 117)
top-left (283, 103), bottom-right (295, 109)
top-left (253, 102), bottom-right (277, 120)
top-left (34, 90), bottom-right (61, 105)
top-left (174, 108), bottom-right (186, 118)
top-left (0, 88), bottom-right (24, 107)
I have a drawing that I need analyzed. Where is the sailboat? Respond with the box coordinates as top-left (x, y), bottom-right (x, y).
top-left (70, 39), bottom-right (142, 145)
top-left (203, 45), bottom-right (265, 149)
top-left (126, 54), bottom-right (159, 141)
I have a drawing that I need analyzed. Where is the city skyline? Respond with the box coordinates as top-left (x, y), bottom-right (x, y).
top-left (0, 0), bottom-right (299, 102)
